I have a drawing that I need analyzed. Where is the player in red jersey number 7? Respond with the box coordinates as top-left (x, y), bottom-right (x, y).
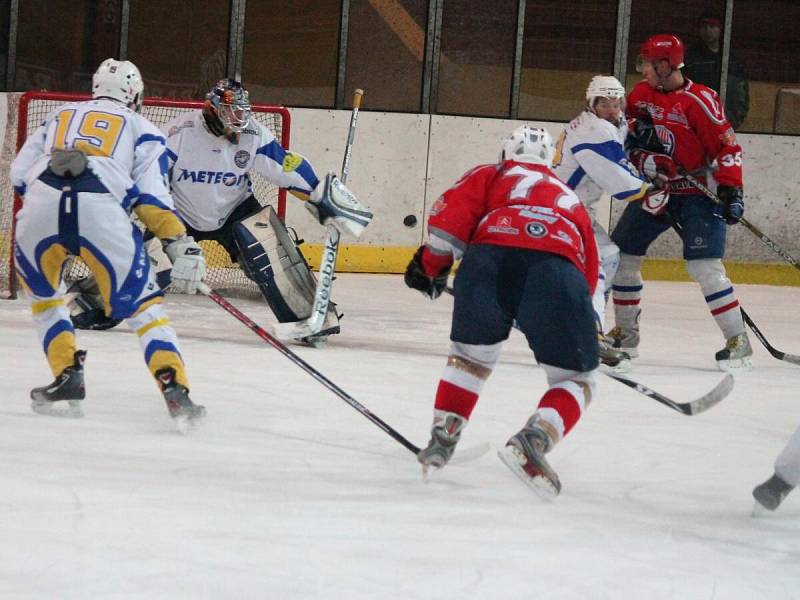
top-left (405, 125), bottom-right (601, 499)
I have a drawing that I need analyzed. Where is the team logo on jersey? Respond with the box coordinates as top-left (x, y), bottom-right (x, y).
top-left (234, 150), bottom-right (250, 168)
top-left (177, 169), bottom-right (245, 187)
top-left (667, 104), bottom-right (688, 127)
top-left (655, 125), bottom-right (676, 156)
top-left (282, 152), bottom-right (303, 173)
top-left (525, 222), bottom-right (547, 238)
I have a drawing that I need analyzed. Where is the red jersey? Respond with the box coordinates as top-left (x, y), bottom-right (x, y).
top-left (426, 161), bottom-right (599, 293)
top-left (627, 79), bottom-right (743, 192)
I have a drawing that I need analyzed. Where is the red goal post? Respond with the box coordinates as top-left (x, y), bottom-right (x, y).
top-left (1, 91), bottom-right (291, 299)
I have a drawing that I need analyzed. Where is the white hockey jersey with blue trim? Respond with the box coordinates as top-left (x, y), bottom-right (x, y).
top-left (163, 111), bottom-right (319, 231)
top-left (553, 111), bottom-right (647, 217)
top-left (10, 98), bottom-right (173, 212)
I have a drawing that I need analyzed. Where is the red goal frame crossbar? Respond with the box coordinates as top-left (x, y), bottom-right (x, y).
top-left (8, 91), bottom-right (291, 299)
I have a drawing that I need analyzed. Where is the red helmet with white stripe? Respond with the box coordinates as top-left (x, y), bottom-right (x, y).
top-left (638, 34), bottom-right (685, 70)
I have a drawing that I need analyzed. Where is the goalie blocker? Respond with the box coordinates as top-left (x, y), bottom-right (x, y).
top-left (234, 205), bottom-right (341, 343)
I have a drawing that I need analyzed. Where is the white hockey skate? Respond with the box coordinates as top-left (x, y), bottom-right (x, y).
top-left (498, 419), bottom-right (560, 499)
top-left (418, 411), bottom-right (467, 480)
top-left (604, 326), bottom-right (640, 359)
top-left (715, 332), bottom-right (753, 372)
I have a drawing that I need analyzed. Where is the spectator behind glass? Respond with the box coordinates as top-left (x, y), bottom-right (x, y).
top-left (683, 12), bottom-right (749, 129)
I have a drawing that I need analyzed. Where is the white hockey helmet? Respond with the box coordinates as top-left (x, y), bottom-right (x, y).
top-left (92, 58), bottom-right (144, 112)
top-left (500, 125), bottom-right (554, 166)
top-left (586, 75), bottom-right (626, 111)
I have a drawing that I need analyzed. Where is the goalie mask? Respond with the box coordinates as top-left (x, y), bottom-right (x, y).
top-left (500, 125), bottom-right (555, 167)
top-left (203, 78), bottom-right (252, 137)
top-left (92, 58), bottom-right (144, 113)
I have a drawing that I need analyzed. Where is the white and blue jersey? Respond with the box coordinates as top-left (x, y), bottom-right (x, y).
top-left (163, 111), bottom-right (319, 232)
top-left (553, 111), bottom-right (648, 219)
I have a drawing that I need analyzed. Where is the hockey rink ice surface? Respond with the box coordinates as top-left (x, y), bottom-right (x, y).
top-left (0, 274), bottom-right (798, 599)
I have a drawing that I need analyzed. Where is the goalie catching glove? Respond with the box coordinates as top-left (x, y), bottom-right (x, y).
top-left (165, 235), bottom-right (206, 294)
top-left (404, 245), bottom-right (452, 300)
top-left (306, 172), bottom-right (373, 238)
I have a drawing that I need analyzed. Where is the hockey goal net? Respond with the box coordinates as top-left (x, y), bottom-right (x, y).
top-left (0, 91), bottom-right (290, 299)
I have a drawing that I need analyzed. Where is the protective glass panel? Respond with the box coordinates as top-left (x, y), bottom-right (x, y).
top-left (243, 0), bottom-right (340, 107)
top-left (730, 2), bottom-right (800, 134)
top-left (128, 1), bottom-right (229, 99)
top-left (626, 0), bottom-right (725, 91)
top-left (436, 0), bottom-right (517, 117)
top-left (0, 0), bottom-right (9, 90)
top-left (519, 1), bottom-right (617, 122)
top-left (15, 0), bottom-right (121, 92)
top-left (345, 0), bottom-right (427, 112)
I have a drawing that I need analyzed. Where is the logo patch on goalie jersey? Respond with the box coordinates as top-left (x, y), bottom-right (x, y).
top-left (282, 152), bottom-right (303, 173)
top-left (234, 150), bottom-right (250, 168)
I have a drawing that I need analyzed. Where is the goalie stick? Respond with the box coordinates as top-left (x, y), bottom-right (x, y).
top-left (272, 88), bottom-right (364, 341)
top-left (198, 282), bottom-right (421, 454)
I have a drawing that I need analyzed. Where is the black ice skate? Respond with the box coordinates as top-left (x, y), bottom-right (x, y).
top-left (715, 332), bottom-right (753, 372)
top-left (30, 350), bottom-right (87, 418)
top-left (598, 338), bottom-right (631, 372)
top-left (417, 411), bottom-right (467, 478)
top-left (752, 473), bottom-right (794, 513)
top-left (498, 418), bottom-right (561, 499)
top-left (156, 367), bottom-right (206, 431)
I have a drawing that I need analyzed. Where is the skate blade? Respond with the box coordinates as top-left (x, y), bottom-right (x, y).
top-left (751, 500), bottom-right (775, 518)
top-left (601, 358), bottom-right (633, 374)
top-left (31, 400), bottom-right (84, 419)
top-left (172, 412), bottom-right (205, 435)
top-left (497, 446), bottom-right (559, 500)
top-left (716, 356), bottom-right (753, 373)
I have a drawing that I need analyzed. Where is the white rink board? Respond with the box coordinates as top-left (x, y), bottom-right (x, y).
top-left (425, 115), bottom-right (614, 232)
top-left (284, 108), bottom-right (430, 247)
top-left (2, 93), bottom-right (798, 263)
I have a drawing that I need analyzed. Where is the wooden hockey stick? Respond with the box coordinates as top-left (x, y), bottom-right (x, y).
top-left (272, 88), bottom-right (364, 341)
top-left (198, 281), bottom-right (421, 454)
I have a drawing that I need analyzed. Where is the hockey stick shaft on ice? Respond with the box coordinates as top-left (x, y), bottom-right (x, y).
top-left (443, 288), bottom-right (730, 413)
top-left (273, 89), bottom-right (364, 341)
top-left (198, 282), bottom-right (421, 454)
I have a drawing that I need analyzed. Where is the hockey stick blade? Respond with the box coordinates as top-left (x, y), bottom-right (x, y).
top-left (602, 370), bottom-right (734, 415)
top-left (741, 308), bottom-right (800, 366)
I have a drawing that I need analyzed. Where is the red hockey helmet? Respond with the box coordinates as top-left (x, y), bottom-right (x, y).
top-left (638, 34), bottom-right (685, 70)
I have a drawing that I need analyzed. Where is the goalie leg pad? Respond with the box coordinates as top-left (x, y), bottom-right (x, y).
top-left (234, 206), bottom-right (340, 332)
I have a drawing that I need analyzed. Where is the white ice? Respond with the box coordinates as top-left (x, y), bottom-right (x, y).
top-left (1, 274), bottom-right (798, 599)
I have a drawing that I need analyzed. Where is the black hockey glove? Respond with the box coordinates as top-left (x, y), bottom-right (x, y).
top-left (626, 114), bottom-right (665, 154)
top-left (404, 246), bottom-right (450, 300)
top-left (717, 185), bottom-right (744, 225)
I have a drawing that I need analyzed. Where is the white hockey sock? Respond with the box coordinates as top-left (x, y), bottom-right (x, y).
top-left (611, 253), bottom-right (643, 331)
top-left (686, 259), bottom-right (744, 339)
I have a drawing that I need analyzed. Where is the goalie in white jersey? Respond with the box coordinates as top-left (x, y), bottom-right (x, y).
top-left (10, 58), bottom-right (206, 426)
top-left (159, 78), bottom-right (370, 344)
top-left (553, 75), bottom-right (654, 369)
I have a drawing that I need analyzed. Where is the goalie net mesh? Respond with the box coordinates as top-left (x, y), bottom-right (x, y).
top-left (0, 92), bottom-right (290, 299)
